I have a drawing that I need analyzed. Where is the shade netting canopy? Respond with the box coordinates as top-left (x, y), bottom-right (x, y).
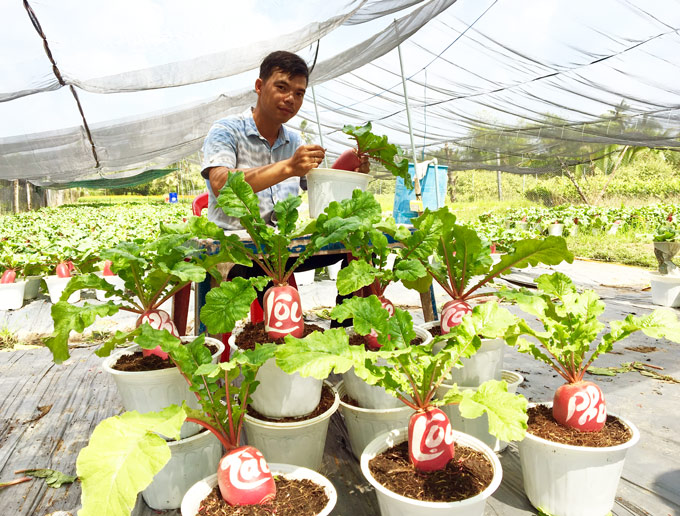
top-left (1, 0), bottom-right (679, 187)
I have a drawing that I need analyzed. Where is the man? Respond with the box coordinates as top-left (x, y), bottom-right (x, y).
top-left (200, 50), bottom-right (361, 315)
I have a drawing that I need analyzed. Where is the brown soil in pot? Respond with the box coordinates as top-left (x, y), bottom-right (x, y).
top-left (368, 441), bottom-right (493, 502)
top-left (112, 343), bottom-right (218, 372)
top-left (198, 476), bottom-right (329, 516)
top-left (235, 322), bottom-right (325, 350)
top-left (527, 404), bottom-right (633, 447)
top-left (247, 384), bottom-right (335, 423)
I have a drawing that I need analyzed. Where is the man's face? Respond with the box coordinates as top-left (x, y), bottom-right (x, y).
top-left (255, 69), bottom-right (307, 124)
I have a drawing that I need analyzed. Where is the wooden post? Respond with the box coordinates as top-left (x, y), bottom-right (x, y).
top-left (25, 181), bottom-right (31, 210)
top-left (13, 180), bottom-right (20, 213)
top-left (496, 151), bottom-right (502, 201)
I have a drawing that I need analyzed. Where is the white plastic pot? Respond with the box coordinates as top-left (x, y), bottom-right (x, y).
top-left (518, 402), bottom-right (640, 516)
top-left (436, 370), bottom-right (524, 453)
top-left (337, 380), bottom-right (412, 460)
top-left (422, 321), bottom-right (505, 387)
top-left (343, 326), bottom-right (432, 410)
top-left (0, 280), bottom-right (26, 310)
top-left (361, 427), bottom-right (502, 516)
top-left (102, 337), bottom-right (224, 439)
top-left (143, 429), bottom-right (223, 510)
top-left (180, 464), bottom-right (338, 516)
top-left (293, 268), bottom-right (315, 286)
top-left (249, 356), bottom-right (323, 419)
top-left (44, 275), bottom-right (80, 304)
top-left (23, 275), bottom-right (41, 300)
top-left (548, 223), bottom-right (565, 236)
top-left (95, 272), bottom-right (126, 302)
top-left (307, 168), bottom-right (371, 218)
top-left (327, 259), bottom-right (342, 280)
top-left (649, 271), bottom-right (680, 307)
top-left (244, 382), bottom-right (339, 471)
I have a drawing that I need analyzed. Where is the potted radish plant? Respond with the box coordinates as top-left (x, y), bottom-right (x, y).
top-left (307, 122), bottom-right (411, 217)
top-left (213, 171), bottom-right (343, 419)
top-left (74, 324), bottom-right (337, 515)
top-left (497, 272), bottom-right (680, 516)
top-left (279, 295), bottom-right (527, 513)
top-left (0, 248), bottom-right (26, 310)
top-left (390, 206), bottom-right (573, 386)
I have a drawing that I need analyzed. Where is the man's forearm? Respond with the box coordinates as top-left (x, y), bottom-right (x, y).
top-left (207, 161), bottom-right (292, 196)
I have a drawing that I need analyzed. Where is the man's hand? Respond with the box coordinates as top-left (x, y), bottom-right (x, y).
top-left (287, 145), bottom-right (326, 177)
top-left (355, 154), bottom-right (370, 174)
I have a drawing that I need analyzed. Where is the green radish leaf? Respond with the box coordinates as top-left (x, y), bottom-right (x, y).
top-left (276, 328), bottom-right (357, 378)
top-left (15, 468), bottom-right (76, 488)
top-left (456, 379), bottom-right (528, 442)
top-left (76, 406), bottom-right (185, 516)
top-left (336, 259), bottom-right (377, 295)
top-left (200, 277), bottom-right (259, 334)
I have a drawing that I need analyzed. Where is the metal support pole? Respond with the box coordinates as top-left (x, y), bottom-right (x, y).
top-left (396, 28), bottom-right (421, 199)
top-left (311, 86), bottom-right (329, 169)
top-left (496, 151), bottom-right (502, 201)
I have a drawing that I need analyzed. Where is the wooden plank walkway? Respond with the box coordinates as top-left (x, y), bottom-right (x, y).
top-left (1, 277), bottom-right (679, 515)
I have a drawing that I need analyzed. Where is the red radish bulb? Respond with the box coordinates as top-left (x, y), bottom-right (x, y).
top-left (56, 262), bottom-right (71, 278)
top-left (1, 269), bottom-right (16, 284)
top-left (137, 309), bottom-right (178, 360)
top-left (490, 243), bottom-right (497, 254)
top-left (331, 149), bottom-right (362, 172)
top-left (364, 296), bottom-right (395, 350)
top-left (218, 446), bottom-right (276, 506)
top-left (263, 284), bottom-right (303, 339)
top-left (102, 260), bottom-right (114, 276)
top-left (408, 407), bottom-right (455, 472)
top-left (440, 299), bottom-right (472, 333)
top-left (552, 381), bottom-right (606, 432)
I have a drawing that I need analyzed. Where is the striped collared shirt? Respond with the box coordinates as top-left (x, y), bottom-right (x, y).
top-left (201, 108), bottom-right (303, 231)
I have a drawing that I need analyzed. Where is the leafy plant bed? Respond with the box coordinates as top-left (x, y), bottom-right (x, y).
top-left (234, 322), bottom-right (325, 350)
top-left (197, 476), bottom-right (330, 516)
top-left (246, 384), bottom-right (336, 423)
top-left (527, 405), bottom-right (632, 446)
top-left (368, 441), bottom-right (493, 502)
top-left (111, 343), bottom-right (219, 371)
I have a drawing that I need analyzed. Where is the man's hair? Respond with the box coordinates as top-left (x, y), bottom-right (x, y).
top-left (259, 51), bottom-right (309, 83)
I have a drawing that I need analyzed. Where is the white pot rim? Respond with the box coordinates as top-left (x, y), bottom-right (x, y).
top-left (102, 337), bottom-right (225, 377)
top-left (649, 271), bottom-right (680, 281)
top-left (336, 380), bottom-right (412, 415)
top-left (308, 167), bottom-right (371, 180)
top-left (245, 381), bottom-right (339, 429)
top-left (181, 464), bottom-right (337, 516)
top-left (361, 427), bottom-right (502, 508)
top-left (440, 369), bottom-right (524, 391)
top-left (525, 402), bottom-right (640, 452)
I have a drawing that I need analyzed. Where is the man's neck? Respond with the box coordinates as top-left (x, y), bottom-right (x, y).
top-left (252, 106), bottom-right (280, 146)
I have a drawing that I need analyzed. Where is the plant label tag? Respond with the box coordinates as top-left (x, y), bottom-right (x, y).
top-left (440, 300), bottom-right (472, 333)
top-left (139, 309), bottom-right (177, 359)
top-left (218, 446), bottom-right (276, 506)
top-left (263, 285), bottom-right (304, 339)
top-left (408, 408), bottom-right (455, 471)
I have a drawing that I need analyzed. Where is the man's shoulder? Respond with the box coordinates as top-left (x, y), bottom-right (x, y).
top-left (210, 111), bottom-right (251, 133)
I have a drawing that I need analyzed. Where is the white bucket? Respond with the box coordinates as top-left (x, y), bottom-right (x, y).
top-left (436, 370), bottom-right (524, 452)
top-left (422, 321), bottom-right (505, 387)
top-left (244, 382), bottom-right (339, 471)
top-left (343, 326), bottom-right (432, 410)
top-left (361, 427), bottom-right (502, 516)
top-left (142, 429), bottom-right (223, 510)
top-left (102, 338), bottom-right (224, 439)
top-left (327, 260), bottom-right (342, 280)
top-left (44, 275), bottom-right (80, 304)
top-left (249, 356), bottom-right (323, 419)
top-left (23, 275), bottom-right (41, 300)
top-left (337, 380), bottom-right (412, 460)
top-left (649, 272), bottom-right (680, 307)
top-left (548, 223), bottom-right (564, 236)
top-left (180, 464), bottom-right (338, 516)
top-left (518, 402), bottom-right (639, 516)
top-left (293, 268), bottom-right (315, 286)
top-left (306, 168), bottom-right (371, 218)
top-left (0, 280), bottom-right (26, 310)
